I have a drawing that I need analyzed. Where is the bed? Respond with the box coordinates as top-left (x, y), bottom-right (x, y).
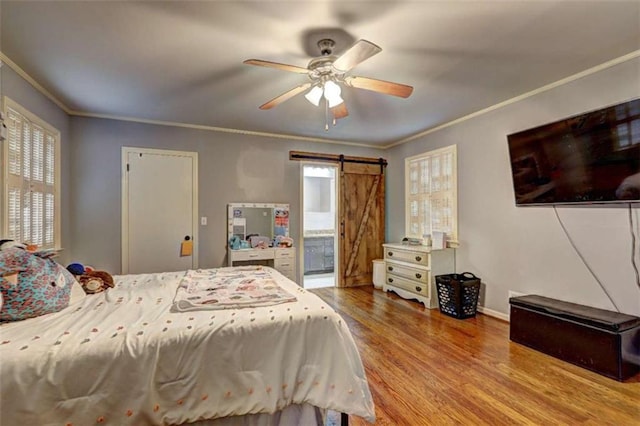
top-left (0, 265), bottom-right (375, 425)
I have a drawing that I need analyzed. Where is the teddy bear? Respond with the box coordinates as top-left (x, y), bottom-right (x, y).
top-left (77, 270), bottom-right (115, 294)
top-left (66, 263), bottom-right (115, 294)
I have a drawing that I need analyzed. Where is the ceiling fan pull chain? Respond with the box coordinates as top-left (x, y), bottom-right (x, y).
top-left (324, 99), bottom-right (329, 131)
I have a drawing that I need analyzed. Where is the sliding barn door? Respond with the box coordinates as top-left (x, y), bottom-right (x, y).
top-left (290, 151), bottom-right (386, 288)
top-left (339, 163), bottom-right (385, 287)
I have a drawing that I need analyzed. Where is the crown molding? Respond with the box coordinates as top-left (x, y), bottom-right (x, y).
top-left (0, 52), bottom-right (72, 115)
top-left (4, 48), bottom-right (639, 151)
top-left (72, 111), bottom-right (382, 148)
top-left (1, 51), bottom-right (381, 149)
top-left (384, 49), bottom-right (640, 149)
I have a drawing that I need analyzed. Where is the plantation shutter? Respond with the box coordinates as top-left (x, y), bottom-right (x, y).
top-left (406, 145), bottom-right (457, 243)
top-left (5, 103), bottom-right (59, 249)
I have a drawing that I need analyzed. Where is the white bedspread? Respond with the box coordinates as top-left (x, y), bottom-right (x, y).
top-left (0, 267), bottom-right (375, 425)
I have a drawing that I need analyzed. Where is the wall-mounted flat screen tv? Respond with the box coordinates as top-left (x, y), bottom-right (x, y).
top-left (507, 98), bottom-right (640, 206)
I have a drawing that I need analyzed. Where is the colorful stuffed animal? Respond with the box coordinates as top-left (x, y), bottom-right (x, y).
top-left (0, 247), bottom-right (75, 322)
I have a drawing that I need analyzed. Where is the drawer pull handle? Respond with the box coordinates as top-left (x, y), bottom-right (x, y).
top-left (415, 256), bottom-right (422, 262)
top-left (387, 266), bottom-right (394, 272)
top-left (388, 278), bottom-right (394, 283)
top-left (415, 286), bottom-right (422, 292)
top-left (415, 273), bottom-right (422, 279)
top-left (388, 251), bottom-right (393, 257)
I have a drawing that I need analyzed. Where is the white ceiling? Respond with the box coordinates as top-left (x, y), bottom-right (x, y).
top-left (2, 1), bottom-right (639, 148)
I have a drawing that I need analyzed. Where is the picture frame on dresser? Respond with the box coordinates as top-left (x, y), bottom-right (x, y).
top-left (227, 203), bottom-right (296, 281)
top-left (382, 243), bottom-right (455, 308)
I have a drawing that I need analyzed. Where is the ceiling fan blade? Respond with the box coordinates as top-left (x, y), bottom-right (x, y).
top-left (332, 39), bottom-right (382, 72)
top-left (344, 76), bottom-right (413, 98)
top-left (331, 103), bottom-right (349, 120)
top-left (259, 82), bottom-right (312, 110)
top-left (244, 59), bottom-right (309, 74)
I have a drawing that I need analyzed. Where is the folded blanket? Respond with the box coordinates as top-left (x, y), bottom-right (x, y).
top-left (172, 266), bottom-right (297, 312)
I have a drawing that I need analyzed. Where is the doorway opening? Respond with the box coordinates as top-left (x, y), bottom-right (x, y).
top-left (302, 164), bottom-right (337, 289)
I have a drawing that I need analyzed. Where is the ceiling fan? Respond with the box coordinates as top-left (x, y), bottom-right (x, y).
top-left (243, 38), bottom-right (413, 129)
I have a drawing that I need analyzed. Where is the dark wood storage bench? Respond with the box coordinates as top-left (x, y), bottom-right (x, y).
top-left (509, 295), bottom-right (640, 381)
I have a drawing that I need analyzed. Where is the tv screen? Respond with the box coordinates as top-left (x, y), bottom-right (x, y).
top-left (507, 98), bottom-right (640, 206)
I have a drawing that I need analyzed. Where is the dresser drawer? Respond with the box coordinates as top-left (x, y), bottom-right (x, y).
top-left (231, 248), bottom-right (275, 262)
top-left (275, 248), bottom-right (295, 259)
top-left (274, 258), bottom-right (295, 270)
top-left (385, 262), bottom-right (428, 284)
top-left (384, 247), bottom-right (429, 267)
top-left (385, 274), bottom-right (427, 296)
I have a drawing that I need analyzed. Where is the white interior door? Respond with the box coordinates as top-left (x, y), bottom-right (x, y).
top-left (122, 148), bottom-right (198, 274)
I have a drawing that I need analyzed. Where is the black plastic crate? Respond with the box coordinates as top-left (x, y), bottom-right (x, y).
top-left (435, 272), bottom-right (481, 319)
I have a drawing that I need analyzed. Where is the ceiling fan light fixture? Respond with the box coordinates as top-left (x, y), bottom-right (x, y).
top-left (326, 93), bottom-right (344, 108)
top-left (323, 80), bottom-right (343, 107)
top-left (304, 85), bottom-right (323, 106)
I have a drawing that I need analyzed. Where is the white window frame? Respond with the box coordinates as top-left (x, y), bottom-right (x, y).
top-left (405, 144), bottom-right (458, 246)
top-left (2, 97), bottom-right (61, 249)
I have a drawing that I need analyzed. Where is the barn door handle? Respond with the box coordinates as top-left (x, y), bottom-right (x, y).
top-left (340, 221), bottom-right (345, 238)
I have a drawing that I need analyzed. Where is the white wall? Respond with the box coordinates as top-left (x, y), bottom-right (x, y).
top-left (68, 117), bottom-right (383, 274)
top-left (387, 57), bottom-right (640, 317)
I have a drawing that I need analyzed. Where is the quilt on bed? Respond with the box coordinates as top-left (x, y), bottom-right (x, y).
top-left (0, 266), bottom-right (375, 425)
top-left (172, 266), bottom-right (297, 311)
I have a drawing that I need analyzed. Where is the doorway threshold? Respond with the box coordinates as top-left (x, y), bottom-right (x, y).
top-left (303, 273), bottom-right (335, 289)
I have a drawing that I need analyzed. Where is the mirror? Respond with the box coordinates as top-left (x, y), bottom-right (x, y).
top-left (227, 203), bottom-right (290, 247)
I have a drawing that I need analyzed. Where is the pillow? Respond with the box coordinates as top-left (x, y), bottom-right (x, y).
top-left (0, 247), bottom-right (74, 322)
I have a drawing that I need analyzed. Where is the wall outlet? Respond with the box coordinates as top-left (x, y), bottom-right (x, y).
top-left (200, 216), bottom-right (207, 226)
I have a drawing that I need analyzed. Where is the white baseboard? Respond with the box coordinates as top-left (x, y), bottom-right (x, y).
top-left (477, 305), bottom-right (510, 322)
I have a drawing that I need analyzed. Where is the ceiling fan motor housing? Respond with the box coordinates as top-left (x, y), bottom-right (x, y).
top-left (317, 38), bottom-right (335, 56)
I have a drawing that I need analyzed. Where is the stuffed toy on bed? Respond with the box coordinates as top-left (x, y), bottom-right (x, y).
top-left (65, 262), bottom-right (115, 294)
top-left (77, 270), bottom-right (115, 294)
top-left (0, 246), bottom-right (75, 322)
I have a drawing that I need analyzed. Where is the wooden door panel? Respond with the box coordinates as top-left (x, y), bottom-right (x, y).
top-left (339, 171), bottom-right (385, 287)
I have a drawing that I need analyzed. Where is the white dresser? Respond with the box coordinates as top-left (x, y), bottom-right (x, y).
top-left (382, 243), bottom-right (454, 308)
top-left (227, 247), bottom-right (296, 281)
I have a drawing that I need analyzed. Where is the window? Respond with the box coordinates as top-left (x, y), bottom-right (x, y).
top-left (405, 145), bottom-right (458, 244)
top-left (2, 98), bottom-right (60, 249)
top-left (614, 101), bottom-right (640, 149)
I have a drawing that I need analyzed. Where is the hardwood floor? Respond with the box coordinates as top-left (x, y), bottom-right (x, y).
top-left (312, 286), bottom-right (640, 426)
